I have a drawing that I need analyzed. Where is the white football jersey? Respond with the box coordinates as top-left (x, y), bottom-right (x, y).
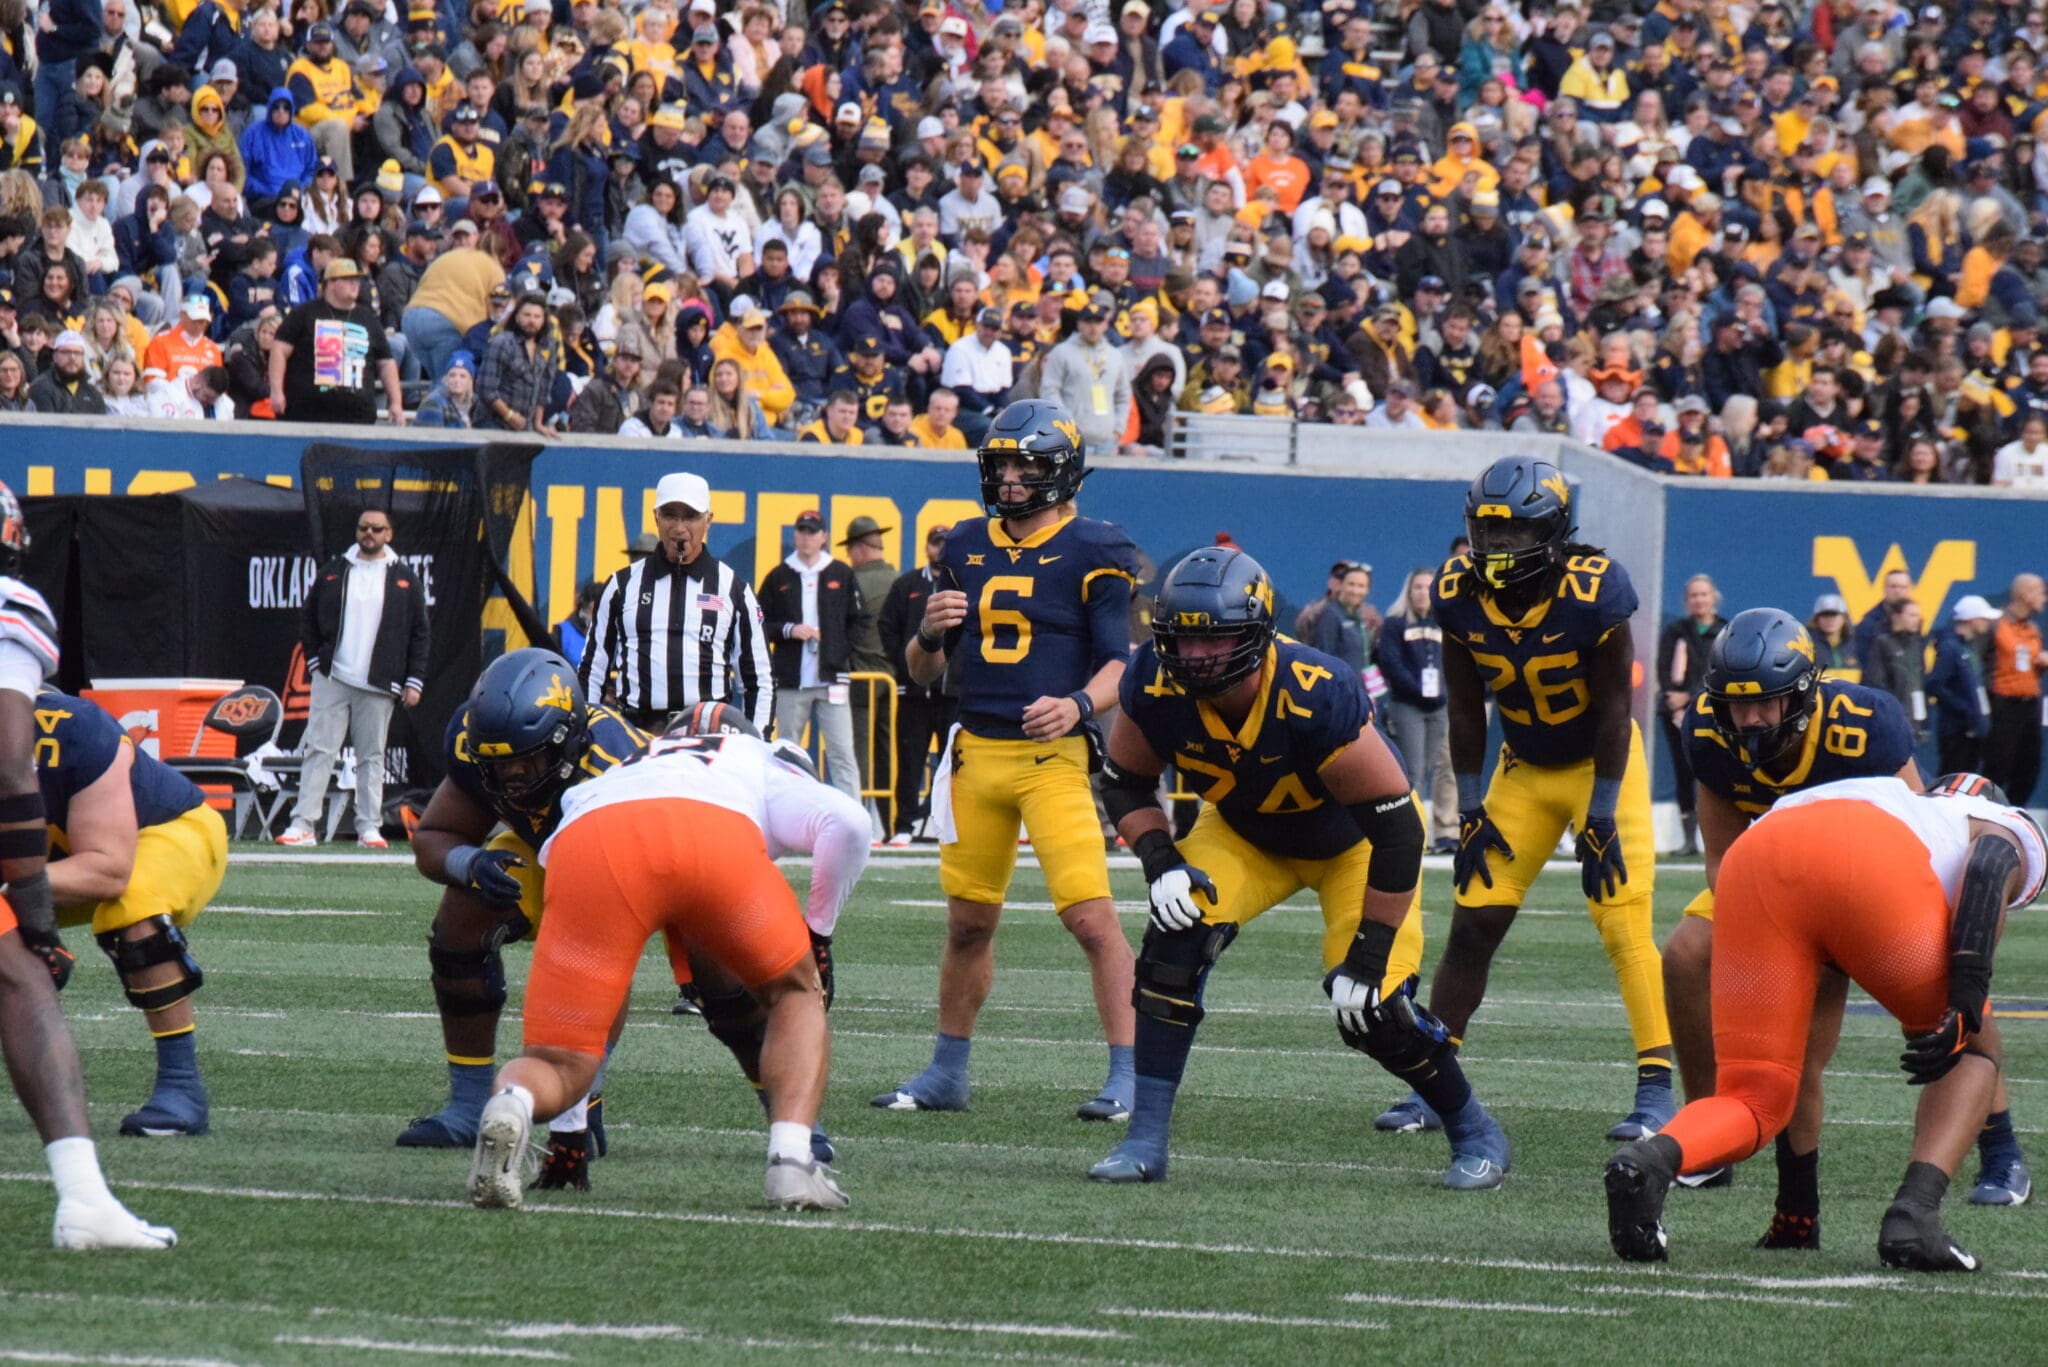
top-left (1764, 776), bottom-right (2047, 908)
top-left (0, 574), bottom-right (59, 699)
top-left (542, 732), bottom-right (870, 935)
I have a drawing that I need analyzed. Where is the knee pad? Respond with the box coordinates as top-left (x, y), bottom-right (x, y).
top-left (95, 915), bottom-right (203, 1012)
top-left (427, 934), bottom-right (507, 1017)
top-left (1339, 979), bottom-right (1452, 1076)
top-left (1132, 923), bottom-right (1236, 1029)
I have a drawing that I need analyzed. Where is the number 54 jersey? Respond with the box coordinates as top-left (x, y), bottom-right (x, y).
top-left (937, 512), bottom-right (1139, 739)
top-left (1431, 551), bottom-right (1638, 767)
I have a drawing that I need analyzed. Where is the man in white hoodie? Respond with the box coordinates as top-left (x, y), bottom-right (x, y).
top-left (279, 507), bottom-right (430, 848)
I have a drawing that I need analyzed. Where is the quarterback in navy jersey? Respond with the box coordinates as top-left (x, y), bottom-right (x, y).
top-left (872, 398), bottom-right (1142, 1121)
top-left (1089, 547), bottom-right (1509, 1190)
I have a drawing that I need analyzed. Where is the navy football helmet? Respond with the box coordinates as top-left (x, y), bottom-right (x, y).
top-left (1463, 455), bottom-right (1575, 591)
top-left (465, 648), bottom-right (589, 808)
top-left (1152, 546), bottom-right (1277, 697)
top-left (977, 398), bottom-right (1088, 518)
top-left (1702, 608), bottom-right (1822, 768)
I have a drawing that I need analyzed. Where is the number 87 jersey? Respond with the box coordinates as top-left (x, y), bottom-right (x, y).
top-left (1431, 550), bottom-right (1639, 766)
top-left (937, 513), bottom-right (1140, 738)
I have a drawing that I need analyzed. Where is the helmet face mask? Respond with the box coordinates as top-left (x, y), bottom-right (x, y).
top-left (976, 398), bottom-right (1087, 518)
top-left (1707, 682), bottom-right (1815, 768)
top-left (477, 721), bottom-right (576, 806)
top-left (980, 451), bottom-right (1062, 516)
top-left (464, 648), bottom-right (589, 812)
top-left (1463, 455), bottom-right (1573, 591)
top-left (1152, 546), bottom-right (1276, 699)
top-left (1465, 512), bottom-right (1561, 589)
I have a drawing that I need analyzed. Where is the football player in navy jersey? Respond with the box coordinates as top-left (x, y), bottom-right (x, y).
top-left (1671, 609), bottom-right (2031, 1235)
top-left (35, 690), bottom-right (227, 1137)
top-left (872, 398), bottom-right (1143, 1119)
top-left (1377, 454), bottom-right (1675, 1142)
top-left (1088, 546), bottom-right (1509, 1189)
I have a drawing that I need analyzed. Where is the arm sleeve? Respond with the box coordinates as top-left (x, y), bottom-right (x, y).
top-left (763, 763), bottom-right (872, 936)
top-left (731, 577), bottom-right (775, 731)
top-left (1083, 536), bottom-right (1139, 673)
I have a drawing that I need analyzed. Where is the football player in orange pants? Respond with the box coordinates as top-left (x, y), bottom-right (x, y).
top-left (468, 725), bottom-right (854, 1212)
top-left (1605, 773), bottom-right (2046, 1271)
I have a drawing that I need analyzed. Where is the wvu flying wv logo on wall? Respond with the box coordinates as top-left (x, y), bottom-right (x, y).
top-left (1811, 537), bottom-right (1977, 623)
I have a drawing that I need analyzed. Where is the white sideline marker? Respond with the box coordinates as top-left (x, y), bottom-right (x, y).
top-left (273, 1337), bottom-right (568, 1360)
top-left (1574, 1284), bottom-right (1851, 1309)
top-left (1097, 1308), bottom-right (1389, 1331)
top-left (833, 1316), bottom-right (1125, 1341)
top-left (209, 904), bottom-right (388, 917)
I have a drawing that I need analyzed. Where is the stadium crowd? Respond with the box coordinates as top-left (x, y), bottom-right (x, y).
top-left (1, 0), bottom-right (2048, 479)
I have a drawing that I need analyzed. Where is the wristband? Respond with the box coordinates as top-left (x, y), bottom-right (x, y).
top-left (1587, 777), bottom-right (1622, 824)
top-left (915, 625), bottom-right (945, 653)
top-left (1455, 772), bottom-right (1484, 811)
top-left (1066, 690), bottom-right (1096, 723)
top-left (6, 869), bottom-right (53, 936)
top-left (1341, 919), bottom-right (1399, 986)
top-left (1132, 828), bottom-right (1180, 884)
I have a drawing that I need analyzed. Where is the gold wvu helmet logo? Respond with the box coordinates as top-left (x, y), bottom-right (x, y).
top-left (1541, 472), bottom-right (1570, 504)
top-left (536, 674), bottom-right (577, 713)
top-left (1053, 417), bottom-right (1081, 449)
top-left (1787, 628), bottom-right (1816, 662)
top-left (1177, 610), bottom-right (1213, 626)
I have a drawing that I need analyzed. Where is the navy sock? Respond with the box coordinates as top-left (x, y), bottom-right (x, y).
top-left (1132, 1011), bottom-right (1199, 1087)
top-left (1637, 1062), bottom-right (1673, 1088)
top-left (1979, 1110), bottom-right (2022, 1170)
top-left (930, 1032), bottom-right (971, 1078)
top-left (1403, 1044), bottom-right (1474, 1122)
top-left (1124, 1074), bottom-right (1179, 1156)
top-left (1104, 1043), bottom-right (1134, 1097)
top-left (152, 1028), bottom-right (200, 1093)
top-left (448, 1060), bottom-right (495, 1112)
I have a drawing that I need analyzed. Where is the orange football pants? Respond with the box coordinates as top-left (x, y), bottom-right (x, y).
top-left (524, 798), bottom-right (811, 1057)
top-left (1660, 799), bottom-right (1952, 1174)
top-left (0, 891), bottom-right (14, 939)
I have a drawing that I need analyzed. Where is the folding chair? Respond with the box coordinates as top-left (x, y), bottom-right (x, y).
top-left (160, 685), bottom-right (296, 839)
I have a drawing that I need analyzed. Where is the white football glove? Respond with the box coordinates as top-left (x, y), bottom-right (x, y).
top-left (1327, 969), bottom-right (1374, 1036)
top-left (1147, 864), bottom-right (1217, 932)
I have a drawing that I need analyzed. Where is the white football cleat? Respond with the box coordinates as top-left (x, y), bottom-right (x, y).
top-left (764, 1154), bottom-right (848, 1210)
top-left (469, 1090), bottom-right (533, 1210)
top-left (52, 1198), bottom-right (176, 1251)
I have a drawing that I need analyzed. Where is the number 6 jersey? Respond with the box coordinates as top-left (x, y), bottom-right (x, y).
top-left (937, 511), bottom-right (1140, 739)
top-left (1431, 550), bottom-right (1639, 767)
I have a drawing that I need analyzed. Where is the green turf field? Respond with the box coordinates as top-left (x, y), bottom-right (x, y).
top-left (1, 847), bottom-right (2044, 1366)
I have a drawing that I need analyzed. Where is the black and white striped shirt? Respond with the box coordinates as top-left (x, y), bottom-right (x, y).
top-left (578, 550), bottom-right (774, 729)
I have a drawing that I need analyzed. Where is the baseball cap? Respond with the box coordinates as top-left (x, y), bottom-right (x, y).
top-left (917, 116), bottom-right (944, 139)
top-left (793, 508), bottom-right (826, 531)
top-left (1952, 594), bottom-right (2002, 622)
top-left (405, 218), bottom-right (435, 239)
top-left (1812, 593), bottom-right (1849, 615)
top-left (837, 101), bottom-right (863, 123)
top-left (414, 183), bottom-right (443, 206)
top-left (692, 23), bottom-right (719, 43)
top-left (1260, 279), bottom-right (1290, 301)
top-left (1863, 176), bottom-right (1892, 196)
top-left (1059, 185), bottom-right (1092, 214)
top-left (976, 306), bottom-right (1003, 327)
top-left (1084, 22), bottom-right (1116, 43)
top-left (852, 334), bottom-right (884, 355)
top-left (655, 471), bottom-right (712, 513)
top-left (1417, 274), bottom-right (1446, 293)
top-left (322, 258), bottom-right (366, 281)
top-left (211, 58), bottom-right (239, 82)
top-left (181, 294), bottom-right (213, 319)
top-left (453, 104), bottom-right (481, 122)
top-left (1200, 307), bottom-right (1230, 328)
top-left (52, 329), bottom-right (84, 352)
top-left (1213, 343), bottom-right (1242, 361)
top-left (307, 20), bottom-right (334, 41)
top-left (1674, 394), bottom-right (1710, 414)
top-left (450, 218), bottom-right (479, 238)
top-left (740, 308), bottom-right (770, 329)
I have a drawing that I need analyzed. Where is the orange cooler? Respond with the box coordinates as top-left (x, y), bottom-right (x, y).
top-left (84, 679), bottom-right (245, 760)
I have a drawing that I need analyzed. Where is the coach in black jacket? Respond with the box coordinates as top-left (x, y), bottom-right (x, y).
top-left (280, 508), bottom-right (430, 847)
top-left (759, 509), bottom-right (868, 798)
top-left (876, 521), bottom-right (958, 842)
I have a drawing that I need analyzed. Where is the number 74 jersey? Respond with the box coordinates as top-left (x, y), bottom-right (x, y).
top-left (1431, 550), bottom-right (1638, 767)
top-left (937, 513), bottom-right (1140, 739)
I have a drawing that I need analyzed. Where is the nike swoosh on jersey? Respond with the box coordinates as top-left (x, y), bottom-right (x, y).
top-left (1542, 632), bottom-right (1566, 643)
top-left (1038, 555), bottom-right (1062, 564)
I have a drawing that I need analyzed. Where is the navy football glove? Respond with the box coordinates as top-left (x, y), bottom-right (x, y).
top-left (1453, 806), bottom-right (1513, 894)
top-left (1576, 814), bottom-right (1626, 901)
top-left (445, 844), bottom-right (526, 906)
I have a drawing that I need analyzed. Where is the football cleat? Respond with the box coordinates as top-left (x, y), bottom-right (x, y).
top-left (1675, 1165), bottom-right (1734, 1190)
top-left (358, 831), bottom-right (390, 851)
top-left (1606, 1077), bottom-right (1677, 1141)
top-left (1089, 1140), bottom-right (1166, 1183)
top-left (886, 832), bottom-right (913, 847)
top-left (118, 1093), bottom-right (210, 1138)
top-left (1374, 1093), bottom-right (1444, 1133)
top-left (468, 1090), bottom-right (534, 1210)
top-left (1878, 1201), bottom-right (1979, 1272)
top-left (274, 828), bottom-right (317, 847)
top-left (1969, 1156), bottom-right (2031, 1207)
top-left (764, 1154), bottom-right (848, 1210)
top-left (531, 1130), bottom-right (592, 1191)
top-left (811, 1127), bottom-right (837, 1166)
top-left (1755, 1210), bottom-right (1820, 1250)
top-left (1604, 1141), bottom-right (1675, 1262)
top-left (396, 1107), bottom-right (479, 1148)
top-left (1442, 1100), bottom-right (1510, 1191)
top-left (671, 983), bottom-right (704, 1017)
top-left (586, 1093), bottom-right (606, 1159)
top-left (52, 1199), bottom-right (176, 1251)
top-left (1076, 1091), bottom-right (1131, 1122)
top-left (870, 1065), bottom-right (968, 1112)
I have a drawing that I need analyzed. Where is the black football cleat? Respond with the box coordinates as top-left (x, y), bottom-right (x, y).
top-left (1755, 1210), bottom-right (1820, 1251)
top-left (1877, 1201), bottom-right (1979, 1272)
top-left (1605, 1141), bottom-right (1675, 1263)
top-left (531, 1130), bottom-right (593, 1191)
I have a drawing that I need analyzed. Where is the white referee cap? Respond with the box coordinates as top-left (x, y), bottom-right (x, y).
top-left (655, 471), bottom-right (712, 513)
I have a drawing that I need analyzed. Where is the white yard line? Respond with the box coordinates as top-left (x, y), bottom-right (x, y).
top-left (1096, 1308), bottom-right (1388, 1331)
top-left (0, 1354), bottom-right (253, 1367)
top-left (272, 1337), bottom-right (566, 1360)
top-left (1573, 1284), bottom-right (1851, 1308)
top-left (209, 905), bottom-right (390, 917)
top-left (832, 1317), bottom-right (1123, 1341)
top-left (1337, 1293), bottom-right (1626, 1318)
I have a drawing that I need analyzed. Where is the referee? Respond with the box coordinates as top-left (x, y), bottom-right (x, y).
top-left (577, 471), bottom-right (774, 733)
